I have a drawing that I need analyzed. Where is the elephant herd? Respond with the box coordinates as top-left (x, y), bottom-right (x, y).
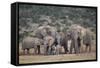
top-left (21, 25), bottom-right (92, 55)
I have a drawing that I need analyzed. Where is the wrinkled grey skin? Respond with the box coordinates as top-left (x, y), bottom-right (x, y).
top-left (35, 26), bottom-right (57, 39)
top-left (48, 31), bottom-right (67, 55)
top-left (35, 26), bottom-right (61, 55)
top-left (69, 30), bottom-right (80, 54)
top-left (43, 35), bottom-right (55, 55)
top-left (22, 36), bottom-right (43, 54)
top-left (83, 30), bottom-right (92, 52)
top-left (66, 29), bottom-right (92, 54)
top-left (34, 26), bottom-right (78, 54)
top-left (51, 45), bottom-right (57, 55)
top-left (63, 32), bottom-right (71, 53)
top-left (42, 31), bottom-right (62, 55)
top-left (51, 31), bottom-right (69, 54)
top-left (55, 32), bottom-right (64, 55)
top-left (49, 32), bottom-right (62, 55)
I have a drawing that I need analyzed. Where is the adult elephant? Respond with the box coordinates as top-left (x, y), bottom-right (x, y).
top-left (65, 31), bottom-right (74, 54)
top-left (52, 31), bottom-right (63, 55)
top-left (58, 31), bottom-right (68, 54)
top-left (43, 35), bottom-right (55, 55)
top-left (22, 36), bottom-right (43, 55)
top-left (83, 30), bottom-right (92, 52)
top-left (34, 25), bottom-right (59, 55)
top-left (34, 25), bottom-right (57, 39)
top-left (35, 25), bottom-right (67, 55)
top-left (68, 29), bottom-right (80, 54)
top-left (43, 32), bottom-right (64, 55)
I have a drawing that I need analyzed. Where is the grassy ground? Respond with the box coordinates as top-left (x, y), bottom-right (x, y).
top-left (19, 44), bottom-right (96, 64)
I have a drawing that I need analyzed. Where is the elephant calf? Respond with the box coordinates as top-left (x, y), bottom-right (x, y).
top-left (22, 36), bottom-right (43, 55)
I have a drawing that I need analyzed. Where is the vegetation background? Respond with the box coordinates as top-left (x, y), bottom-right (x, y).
top-left (19, 4), bottom-right (96, 43)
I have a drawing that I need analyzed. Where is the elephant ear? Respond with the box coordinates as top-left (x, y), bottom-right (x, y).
top-left (34, 29), bottom-right (44, 39)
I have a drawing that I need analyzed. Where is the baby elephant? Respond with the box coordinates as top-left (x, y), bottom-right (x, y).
top-left (22, 36), bottom-right (43, 55)
top-left (51, 45), bottom-right (62, 55)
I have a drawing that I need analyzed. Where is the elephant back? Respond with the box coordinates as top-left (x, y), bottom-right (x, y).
top-left (22, 37), bottom-right (41, 50)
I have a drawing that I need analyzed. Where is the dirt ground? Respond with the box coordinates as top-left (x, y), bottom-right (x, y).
top-left (19, 44), bottom-right (96, 64)
top-left (19, 52), bottom-right (96, 64)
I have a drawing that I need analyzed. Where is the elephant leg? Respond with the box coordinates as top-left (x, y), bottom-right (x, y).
top-left (37, 45), bottom-right (40, 54)
top-left (69, 46), bottom-right (72, 54)
top-left (27, 48), bottom-right (29, 54)
top-left (44, 46), bottom-right (47, 55)
top-left (48, 46), bottom-right (51, 55)
top-left (74, 48), bottom-right (76, 54)
top-left (50, 47), bottom-right (53, 55)
top-left (74, 45), bottom-right (79, 54)
top-left (57, 48), bottom-right (60, 55)
top-left (89, 44), bottom-right (91, 52)
top-left (70, 42), bottom-right (73, 54)
top-left (65, 47), bottom-right (68, 54)
top-left (56, 46), bottom-right (60, 55)
top-left (46, 46), bottom-right (49, 55)
top-left (78, 43), bottom-right (81, 53)
top-left (74, 41), bottom-right (79, 54)
top-left (34, 48), bottom-right (37, 55)
top-left (79, 46), bottom-right (81, 53)
top-left (85, 44), bottom-right (88, 52)
top-left (23, 49), bottom-right (25, 55)
top-left (62, 45), bottom-right (68, 54)
top-left (77, 39), bottom-right (81, 53)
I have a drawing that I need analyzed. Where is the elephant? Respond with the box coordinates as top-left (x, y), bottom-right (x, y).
top-left (35, 25), bottom-right (61, 55)
top-left (34, 25), bottom-right (57, 39)
top-left (58, 32), bottom-right (68, 54)
top-left (67, 39), bottom-right (72, 53)
top-left (83, 30), bottom-right (92, 52)
top-left (50, 31), bottom-right (70, 54)
top-left (22, 36), bottom-right (43, 55)
top-left (43, 35), bottom-right (55, 55)
top-left (77, 33), bottom-right (82, 53)
top-left (68, 29), bottom-right (80, 54)
top-left (52, 32), bottom-right (62, 55)
top-left (47, 31), bottom-right (68, 55)
top-left (50, 45), bottom-right (57, 55)
top-left (43, 34), bottom-right (64, 55)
